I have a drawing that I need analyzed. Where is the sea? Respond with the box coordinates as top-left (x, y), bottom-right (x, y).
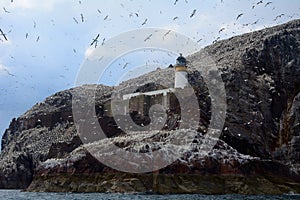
top-left (0, 190), bottom-right (299, 200)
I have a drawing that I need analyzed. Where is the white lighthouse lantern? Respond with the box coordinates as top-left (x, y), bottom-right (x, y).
top-left (174, 53), bottom-right (188, 89)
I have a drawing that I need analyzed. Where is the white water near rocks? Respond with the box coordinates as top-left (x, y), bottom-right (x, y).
top-left (0, 190), bottom-right (299, 200)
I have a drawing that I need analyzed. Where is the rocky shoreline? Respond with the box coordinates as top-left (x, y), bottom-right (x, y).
top-left (26, 131), bottom-right (300, 194)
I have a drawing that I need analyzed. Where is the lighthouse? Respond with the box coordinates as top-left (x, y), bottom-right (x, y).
top-left (174, 53), bottom-right (188, 89)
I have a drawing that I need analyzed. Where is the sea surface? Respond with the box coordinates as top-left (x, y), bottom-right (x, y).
top-left (0, 190), bottom-right (299, 200)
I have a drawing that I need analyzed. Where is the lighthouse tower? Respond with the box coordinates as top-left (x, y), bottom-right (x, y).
top-left (174, 53), bottom-right (188, 89)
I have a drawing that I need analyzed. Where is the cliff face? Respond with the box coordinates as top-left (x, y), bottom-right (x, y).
top-left (0, 85), bottom-right (113, 188)
top-left (1, 20), bottom-right (300, 193)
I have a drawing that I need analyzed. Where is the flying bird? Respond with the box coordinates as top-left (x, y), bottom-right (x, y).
top-left (97, 9), bottom-right (101, 14)
top-left (90, 34), bottom-right (100, 47)
top-left (213, 37), bottom-right (220, 44)
top-left (265, 1), bottom-right (272, 7)
top-left (197, 38), bottom-right (203, 43)
top-left (3, 7), bottom-right (10, 13)
top-left (141, 18), bottom-right (147, 25)
top-left (219, 27), bottom-right (225, 34)
top-left (101, 38), bottom-right (105, 46)
top-left (164, 30), bottom-right (171, 37)
top-left (123, 62), bottom-right (129, 69)
top-left (73, 17), bottom-right (79, 24)
top-left (190, 9), bottom-right (196, 18)
top-left (36, 36), bottom-right (40, 42)
top-left (103, 15), bottom-right (109, 20)
top-left (251, 19), bottom-right (259, 25)
top-left (33, 21), bottom-right (36, 28)
top-left (174, 0), bottom-right (179, 5)
top-left (144, 33), bottom-right (152, 42)
top-left (80, 13), bottom-right (84, 22)
top-left (274, 14), bottom-right (284, 21)
top-left (257, 0), bottom-right (263, 5)
top-left (236, 13), bottom-right (243, 20)
top-left (135, 12), bottom-right (139, 17)
top-left (25, 33), bottom-right (28, 38)
top-left (2, 68), bottom-right (15, 77)
top-left (173, 16), bottom-right (178, 20)
top-left (0, 28), bottom-right (8, 41)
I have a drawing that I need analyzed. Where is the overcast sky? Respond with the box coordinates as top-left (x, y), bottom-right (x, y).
top-left (0, 0), bottom-right (299, 142)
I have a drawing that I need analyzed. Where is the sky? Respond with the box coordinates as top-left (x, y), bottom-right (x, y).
top-left (0, 0), bottom-right (299, 143)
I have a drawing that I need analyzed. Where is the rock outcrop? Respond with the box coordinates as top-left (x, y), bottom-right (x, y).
top-left (26, 130), bottom-right (300, 194)
top-left (1, 19), bottom-right (300, 193)
top-left (0, 85), bottom-right (112, 188)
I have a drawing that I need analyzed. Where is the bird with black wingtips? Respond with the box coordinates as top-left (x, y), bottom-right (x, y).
top-left (213, 37), bottom-right (220, 44)
top-left (123, 62), bottom-right (129, 69)
top-left (273, 14), bottom-right (284, 21)
top-left (190, 9), bottom-right (196, 18)
top-left (90, 34), bottom-right (100, 47)
top-left (265, 1), bottom-right (272, 7)
top-left (0, 28), bottom-right (8, 41)
top-left (219, 27), bottom-right (225, 34)
top-left (257, 0), bottom-right (263, 5)
top-left (142, 18), bottom-right (147, 25)
top-left (164, 30), bottom-right (171, 37)
top-left (144, 33), bottom-right (152, 42)
top-left (3, 7), bottom-right (10, 13)
top-left (251, 19), bottom-right (259, 25)
top-left (73, 17), bottom-right (79, 24)
top-left (81, 13), bottom-right (84, 22)
top-left (1, 67), bottom-right (15, 77)
top-left (236, 13), bottom-right (243, 20)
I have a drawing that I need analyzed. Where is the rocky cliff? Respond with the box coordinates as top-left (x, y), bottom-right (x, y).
top-left (1, 19), bottom-right (300, 194)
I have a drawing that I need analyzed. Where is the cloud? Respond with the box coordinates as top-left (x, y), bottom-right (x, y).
top-left (6, 0), bottom-right (61, 11)
top-left (84, 47), bottom-right (95, 58)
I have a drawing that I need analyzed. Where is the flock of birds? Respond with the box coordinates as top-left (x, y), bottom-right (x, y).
top-left (0, 0), bottom-right (299, 75)
top-left (0, 0), bottom-right (298, 49)
top-left (86, 0), bottom-right (298, 48)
